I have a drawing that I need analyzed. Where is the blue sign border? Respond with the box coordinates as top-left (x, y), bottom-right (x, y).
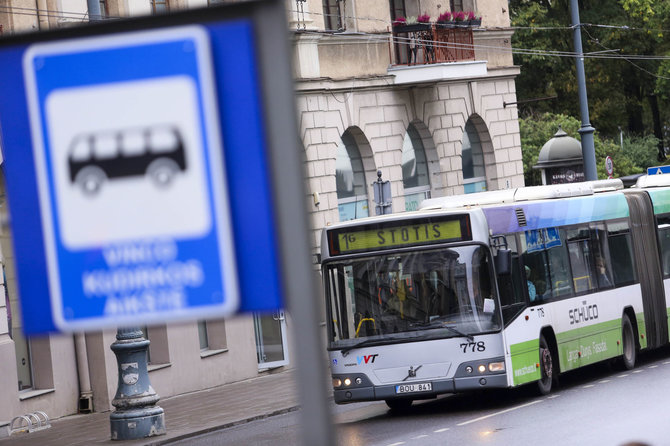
top-left (0, 18), bottom-right (284, 334)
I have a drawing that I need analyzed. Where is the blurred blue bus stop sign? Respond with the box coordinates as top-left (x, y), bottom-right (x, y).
top-left (0, 6), bottom-right (284, 334)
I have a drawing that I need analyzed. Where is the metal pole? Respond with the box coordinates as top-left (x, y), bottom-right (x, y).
top-left (256, 1), bottom-right (335, 445)
top-left (569, 0), bottom-right (598, 181)
top-left (109, 327), bottom-right (165, 441)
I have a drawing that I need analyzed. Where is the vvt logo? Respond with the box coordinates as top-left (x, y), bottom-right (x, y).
top-left (357, 354), bottom-right (379, 364)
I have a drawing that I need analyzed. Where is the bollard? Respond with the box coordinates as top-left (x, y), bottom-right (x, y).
top-left (109, 327), bottom-right (165, 440)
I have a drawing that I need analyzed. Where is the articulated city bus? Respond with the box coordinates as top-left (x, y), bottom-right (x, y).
top-left (320, 177), bottom-right (670, 410)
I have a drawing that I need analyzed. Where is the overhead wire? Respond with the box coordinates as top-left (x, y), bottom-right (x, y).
top-left (2, 4), bottom-right (670, 64)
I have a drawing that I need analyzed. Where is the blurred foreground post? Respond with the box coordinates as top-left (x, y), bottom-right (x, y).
top-left (110, 327), bottom-right (166, 440)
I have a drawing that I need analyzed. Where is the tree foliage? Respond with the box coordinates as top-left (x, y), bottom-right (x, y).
top-left (520, 113), bottom-right (645, 186)
top-left (510, 0), bottom-right (669, 158)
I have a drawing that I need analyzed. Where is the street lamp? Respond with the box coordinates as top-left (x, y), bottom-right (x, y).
top-left (109, 327), bottom-right (166, 440)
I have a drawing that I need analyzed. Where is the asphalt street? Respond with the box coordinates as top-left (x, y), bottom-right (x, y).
top-left (177, 346), bottom-right (670, 446)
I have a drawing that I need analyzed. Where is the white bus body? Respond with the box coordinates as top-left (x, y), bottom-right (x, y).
top-left (321, 178), bottom-right (670, 408)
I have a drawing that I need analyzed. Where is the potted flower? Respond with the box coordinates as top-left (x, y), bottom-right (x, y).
top-left (466, 11), bottom-right (481, 27)
top-left (393, 15), bottom-right (430, 33)
top-left (453, 10), bottom-right (466, 26)
top-left (437, 11), bottom-right (454, 27)
top-left (417, 13), bottom-right (431, 23)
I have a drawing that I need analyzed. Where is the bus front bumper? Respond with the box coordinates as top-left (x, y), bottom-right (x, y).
top-left (333, 373), bottom-right (508, 404)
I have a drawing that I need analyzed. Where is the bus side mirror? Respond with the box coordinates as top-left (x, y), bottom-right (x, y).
top-left (495, 249), bottom-right (511, 276)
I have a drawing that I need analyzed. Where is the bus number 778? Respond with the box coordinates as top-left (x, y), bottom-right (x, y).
top-left (460, 342), bottom-right (486, 353)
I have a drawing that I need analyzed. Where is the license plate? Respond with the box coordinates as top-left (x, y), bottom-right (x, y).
top-left (395, 382), bottom-right (432, 394)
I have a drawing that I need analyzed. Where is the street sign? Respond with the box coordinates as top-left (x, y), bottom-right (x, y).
top-left (21, 27), bottom-right (238, 330)
top-left (605, 156), bottom-right (613, 177)
top-left (648, 165), bottom-right (670, 176)
top-left (0, 11), bottom-right (286, 334)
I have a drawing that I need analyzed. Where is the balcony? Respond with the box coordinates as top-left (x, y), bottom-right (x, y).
top-left (388, 23), bottom-right (487, 84)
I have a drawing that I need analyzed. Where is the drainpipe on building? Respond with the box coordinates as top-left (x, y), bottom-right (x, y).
top-left (35, 0), bottom-right (49, 30)
top-left (74, 333), bottom-right (94, 414)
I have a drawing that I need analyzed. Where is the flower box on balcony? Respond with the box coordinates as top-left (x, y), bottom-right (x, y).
top-left (393, 23), bottom-right (431, 33)
top-left (468, 18), bottom-right (482, 27)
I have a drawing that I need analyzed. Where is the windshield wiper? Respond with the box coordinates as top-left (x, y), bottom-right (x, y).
top-left (410, 319), bottom-right (474, 342)
top-left (339, 334), bottom-right (412, 356)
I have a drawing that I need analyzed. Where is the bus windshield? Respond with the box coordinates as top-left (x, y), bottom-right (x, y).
top-left (324, 244), bottom-right (501, 349)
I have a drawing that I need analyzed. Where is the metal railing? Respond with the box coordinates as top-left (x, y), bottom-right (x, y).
top-left (390, 24), bottom-right (475, 66)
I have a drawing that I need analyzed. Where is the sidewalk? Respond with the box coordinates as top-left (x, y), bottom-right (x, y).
top-left (0, 369), bottom-right (300, 446)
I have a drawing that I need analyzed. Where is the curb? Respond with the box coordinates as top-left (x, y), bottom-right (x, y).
top-left (145, 405), bottom-right (301, 445)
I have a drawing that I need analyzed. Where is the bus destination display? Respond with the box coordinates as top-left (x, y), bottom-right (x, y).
top-left (329, 216), bottom-right (470, 255)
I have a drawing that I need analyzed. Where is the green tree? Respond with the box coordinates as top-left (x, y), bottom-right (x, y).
top-left (511, 0), bottom-right (669, 158)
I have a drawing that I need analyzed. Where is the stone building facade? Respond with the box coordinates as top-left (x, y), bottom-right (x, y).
top-left (0, 0), bottom-right (524, 429)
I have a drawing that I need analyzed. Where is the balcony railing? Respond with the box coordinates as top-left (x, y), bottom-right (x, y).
top-left (390, 23), bottom-right (475, 66)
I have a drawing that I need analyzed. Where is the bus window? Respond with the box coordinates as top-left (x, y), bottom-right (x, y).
top-left (566, 226), bottom-right (597, 294)
top-left (95, 133), bottom-right (118, 159)
top-left (120, 129), bottom-right (145, 157)
top-left (520, 230), bottom-right (552, 302)
top-left (546, 228), bottom-right (573, 298)
top-left (607, 220), bottom-right (638, 286)
top-left (656, 214), bottom-right (670, 277)
top-left (591, 223), bottom-right (614, 290)
top-left (496, 234), bottom-right (525, 324)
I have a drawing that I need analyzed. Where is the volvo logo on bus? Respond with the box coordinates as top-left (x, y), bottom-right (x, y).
top-left (569, 301), bottom-right (599, 325)
top-left (68, 125), bottom-right (187, 196)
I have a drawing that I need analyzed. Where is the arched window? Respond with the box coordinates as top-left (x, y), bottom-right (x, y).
top-left (462, 120), bottom-right (487, 193)
top-left (336, 132), bottom-right (369, 221)
top-left (402, 126), bottom-right (431, 211)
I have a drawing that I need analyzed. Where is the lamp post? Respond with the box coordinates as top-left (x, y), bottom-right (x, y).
top-left (569, 0), bottom-right (597, 181)
top-left (109, 327), bottom-right (165, 440)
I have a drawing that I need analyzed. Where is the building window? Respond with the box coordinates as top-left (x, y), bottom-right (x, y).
top-left (151, 0), bottom-right (168, 14)
top-left (142, 325), bottom-right (170, 366)
top-left (389, 0), bottom-right (405, 20)
top-left (14, 330), bottom-right (33, 391)
top-left (336, 131), bottom-right (369, 221)
top-left (450, 0), bottom-right (464, 12)
top-left (462, 120), bottom-right (487, 193)
top-left (198, 319), bottom-right (228, 356)
top-left (322, 0), bottom-right (342, 31)
top-left (97, 0), bottom-right (108, 17)
top-left (402, 125), bottom-right (431, 211)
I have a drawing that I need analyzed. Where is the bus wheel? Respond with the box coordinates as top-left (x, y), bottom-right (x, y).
top-left (622, 314), bottom-right (637, 370)
top-left (385, 399), bottom-right (412, 412)
top-left (537, 334), bottom-right (555, 395)
top-left (75, 166), bottom-right (106, 196)
top-left (148, 158), bottom-right (179, 187)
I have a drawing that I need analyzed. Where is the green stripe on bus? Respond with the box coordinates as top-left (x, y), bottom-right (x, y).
top-left (510, 339), bottom-right (541, 386)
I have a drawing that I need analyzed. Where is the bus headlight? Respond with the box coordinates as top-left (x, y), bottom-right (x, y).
top-left (344, 378), bottom-right (352, 386)
top-left (333, 378), bottom-right (342, 388)
top-left (477, 365), bottom-right (486, 373)
top-left (488, 362), bottom-right (505, 372)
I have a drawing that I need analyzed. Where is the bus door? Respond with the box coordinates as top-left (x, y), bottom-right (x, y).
top-left (625, 191), bottom-right (668, 348)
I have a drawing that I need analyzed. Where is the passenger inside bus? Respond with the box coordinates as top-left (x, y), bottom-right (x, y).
top-left (525, 265), bottom-right (537, 302)
top-left (595, 255), bottom-right (612, 288)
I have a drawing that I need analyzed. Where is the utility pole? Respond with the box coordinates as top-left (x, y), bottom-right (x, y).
top-left (569, 0), bottom-right (598, 181)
